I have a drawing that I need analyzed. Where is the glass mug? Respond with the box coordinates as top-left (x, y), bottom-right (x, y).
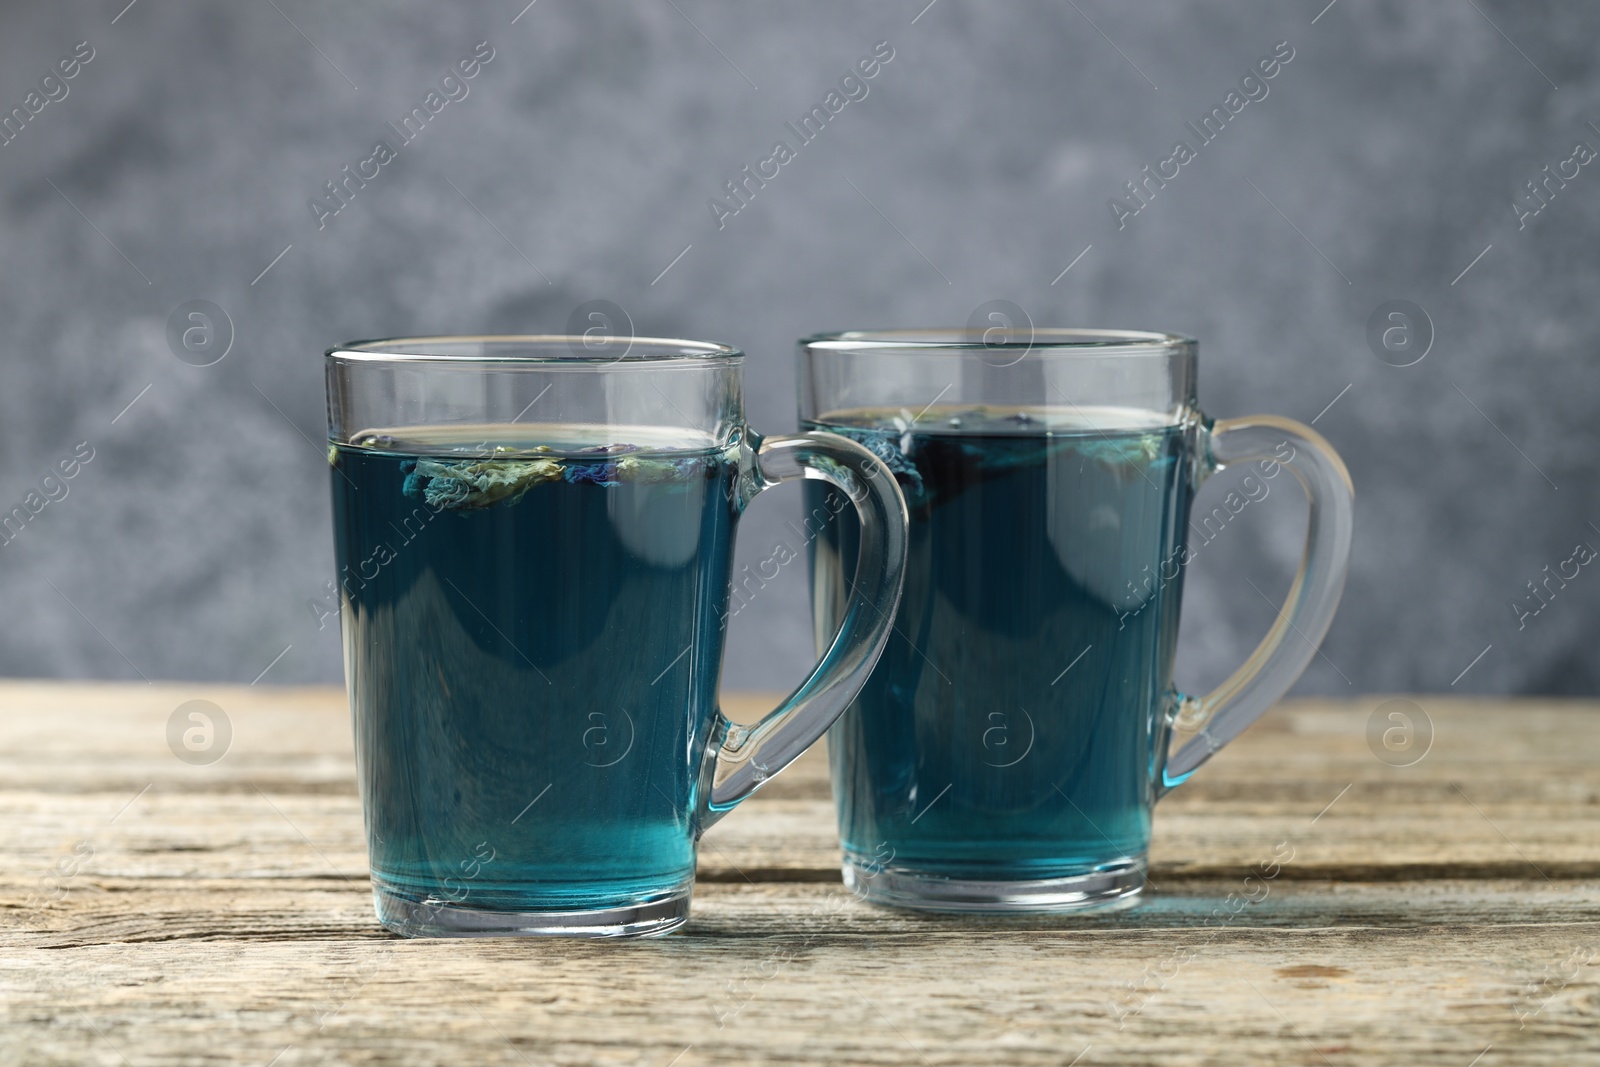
top-left (800, 329), bottom-right (1353, 911)
top-left (326, 336), bottom-right (908, 937)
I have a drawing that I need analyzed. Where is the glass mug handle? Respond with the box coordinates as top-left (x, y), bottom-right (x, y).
top-left (1159, 415), bottom-right (1355, 795)
top-left (697, 431), bottom-right (909, 831)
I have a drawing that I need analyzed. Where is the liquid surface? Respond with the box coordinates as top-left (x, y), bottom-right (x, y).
top-left (805, 406), bottom-right (1195, 880)
top-left (331, 424), bottom-right (738, 912)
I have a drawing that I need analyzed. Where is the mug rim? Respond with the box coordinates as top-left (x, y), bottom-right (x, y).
top-left (801, 328), bottom-right (1195, 352)
top-left (327, 334), bottom-right (744, 365)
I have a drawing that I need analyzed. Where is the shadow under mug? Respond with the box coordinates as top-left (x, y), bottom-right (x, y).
top-left (325, 336), bottom-right (908, 937)
top-left (799, 329), bottom-right (1354, 911)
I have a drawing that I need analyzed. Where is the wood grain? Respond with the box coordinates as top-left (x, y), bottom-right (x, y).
top-left (1, 682), bottom-right (1598, 1065)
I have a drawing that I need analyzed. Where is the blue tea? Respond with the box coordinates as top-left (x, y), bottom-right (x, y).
top-left (331, 425), bottom-right (737, 926)
top-left (804, 407), bottom-right (1194, 892)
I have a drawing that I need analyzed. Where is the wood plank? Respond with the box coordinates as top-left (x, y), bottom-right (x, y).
top-left (8, 876), bottom-right (1600, 946)
top-left (5, 683), bottom-right (1598, 793)
top-left (4, 784), bottom-right (1596, 896)
top-left (3, 683), bottom-right (1599, 1065)
top-left (2, 881), bottom-right (1597, 1065)
top-left (1, 686), bottom-right (1597, 887)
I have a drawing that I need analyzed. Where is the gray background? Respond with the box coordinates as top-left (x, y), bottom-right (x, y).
top-left (0, 0), bottom-right (1592, 697)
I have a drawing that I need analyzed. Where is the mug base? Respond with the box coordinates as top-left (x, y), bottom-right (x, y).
top-left (842, 855), bottom-right (1146, 913)
top-left (371, 880), bottom-right (693, 938)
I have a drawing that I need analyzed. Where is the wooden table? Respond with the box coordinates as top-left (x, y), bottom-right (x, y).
top-left (2, 683), bottom-right (1597, 1065)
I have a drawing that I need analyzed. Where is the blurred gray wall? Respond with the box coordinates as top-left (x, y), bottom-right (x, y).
top-left (0, 0), bottom-right (1592, 696)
